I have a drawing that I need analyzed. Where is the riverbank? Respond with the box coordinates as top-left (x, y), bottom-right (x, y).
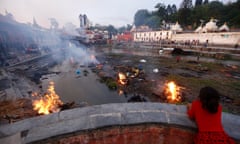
top-left (92, 46), bottom-right (240, 114)
top-left (0, 44), bottom-right (239, 124)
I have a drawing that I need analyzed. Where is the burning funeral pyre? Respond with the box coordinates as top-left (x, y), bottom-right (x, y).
top-left (163, 81), bottom-right (184, 103)
top-left (115, 65), bottom-right (184, 103)
top-left (96, 62), bottom-right (185, 103)
top-left (32, 81), bottom-right (63, 115)
top-left (118, 72), bottom-right (128, 85)
top-left (0, 81), bottom-right (77, 124)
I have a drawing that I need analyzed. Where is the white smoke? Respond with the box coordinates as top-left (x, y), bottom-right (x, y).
top-left (0, 11), bottom-right (98, 68)
top-left (49, 18), bottom-right (59, 29)
top-left (67, 42), bottom-right (99, 65)
top-left (62, 22), bottom-right (79, 36)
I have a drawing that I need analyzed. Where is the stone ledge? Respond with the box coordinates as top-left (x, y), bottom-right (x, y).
top-left (0, 103), bottom-right (239, 143)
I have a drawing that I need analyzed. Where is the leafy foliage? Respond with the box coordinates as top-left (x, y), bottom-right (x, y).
top-left (134, 9), bottom-right (150, 27)
top-left (180, 0), bottom-right (193, 9)
top-left (203, 0), bottom-right (209, 5)
top-left (133, 0), bottom-right (240, 29)
top-left (195, 0), bottom-right (203, 6)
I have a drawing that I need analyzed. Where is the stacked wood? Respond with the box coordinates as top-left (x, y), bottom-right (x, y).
top-left (0, 98), bottom-right (38, 124)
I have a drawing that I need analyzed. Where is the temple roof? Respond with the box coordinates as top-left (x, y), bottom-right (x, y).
top-left (203, 18), bottom-right (218, 32)
top-left (219, 23), bottom-right (230, 32)
top-left (170, 22), bottom-right (183, 33)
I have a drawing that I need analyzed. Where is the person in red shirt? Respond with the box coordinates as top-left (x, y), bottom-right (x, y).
top-left (187, 86), bottom-right (235, 144)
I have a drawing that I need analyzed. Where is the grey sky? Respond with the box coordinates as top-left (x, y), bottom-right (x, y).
top-left (0, 0), bottom-right (230, 28)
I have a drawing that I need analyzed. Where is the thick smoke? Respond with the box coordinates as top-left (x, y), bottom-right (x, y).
top-left (66, 42), bottom-right (99, 65)
top-left (0, 11), bottom-right (99, 69)
top-left (43, 19), bottom-right (99, 66)
top-left (63, 22), bottom-right (78, 36)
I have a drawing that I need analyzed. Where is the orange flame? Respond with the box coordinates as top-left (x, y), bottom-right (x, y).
top-left (118, 72), bottom-right (127, 85)
top-left (164, 81), bottom-right (181, 102)
top-left (118, 89), bottom-right (124, 95)
top-left (32, 81), bottom-right (63, 115)
top-left (90, 55), bottom-right (96, 60)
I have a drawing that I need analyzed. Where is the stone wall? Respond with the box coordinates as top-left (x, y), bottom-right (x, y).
top-left (172, 32), bottom-right (240, 46)
top-left (0, 103), bottom-right (239, 144)
top-left (133, 31), bottom-right (240, 46)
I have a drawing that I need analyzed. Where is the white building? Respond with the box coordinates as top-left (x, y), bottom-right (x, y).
top-left (133, 30), bottom-right (173, 42)
top-left (219, 23), bottom-right (230, 32)
top-left (132, 20), bottom-right (240, 46)
top-left (170, 22), bottom-right (183, 33)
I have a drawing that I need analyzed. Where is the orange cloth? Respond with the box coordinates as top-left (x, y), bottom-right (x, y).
top-left (187, 100), bottom-right (235, 144)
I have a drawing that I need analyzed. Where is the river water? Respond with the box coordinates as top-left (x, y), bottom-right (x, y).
top-left (41, 60), bottom-right (127, 106)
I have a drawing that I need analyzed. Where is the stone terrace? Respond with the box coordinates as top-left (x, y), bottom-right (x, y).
top-left (0, 103), bottom-right (239, 144)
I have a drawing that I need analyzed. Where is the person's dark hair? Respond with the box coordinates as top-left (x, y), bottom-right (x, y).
top-left (199, 86), bottom-right (220, 113)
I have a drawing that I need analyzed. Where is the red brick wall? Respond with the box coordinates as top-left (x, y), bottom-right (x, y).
top-left (42, 124), bottom-right (196, 144)
top-left (37, 124), bottom-right (240, 144)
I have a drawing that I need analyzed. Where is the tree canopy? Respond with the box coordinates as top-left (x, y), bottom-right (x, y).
top-left (180, 0), bottom-right (193, 9)
top-left (133, 0), bottom-right (240, 30)
top-left (134, 9), bottom-right (150, 27)
top-left (195, 0), bottom-right (203, 6)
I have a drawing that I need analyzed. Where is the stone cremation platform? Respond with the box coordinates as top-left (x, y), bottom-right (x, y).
top-left (0, 103), bottom-right (239, 144)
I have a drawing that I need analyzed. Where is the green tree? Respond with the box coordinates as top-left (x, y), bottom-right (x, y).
top-left (180, 0), bottom-right (193, 9)
top-left (208, 1), bottom-right (224, 21)
top-left (223, 0), bottom-right (240, 28)
top-left (166, 4), bottom-right (178, 23)
top-left (126, 24), bottom-right (132, 31)
top-left (166, 4), bottom-right (173, 16)
top-left (134, 9), bottom-right (150, 27)
top-left (118, 26), bottom-right (127, 34)
top-left (132, 0), bottom-right (240, 30)
top-left (154, 3), bottom-right (167, 20)
top-left (166, 5), bottom-right (173, 22)
top-left (171, 4), bottom-right (177, 13)
top-left (203, 0), bottom-right (209, 5)
top-left (178, 8), bottom-right (193, 27)
top-left (106, 25), bottom-right (117, 35)
top-left (195, 0), bottom-right (202, 6)
top-left (178, 0), bottom-right (193, 27)
top-left (191, 5), bottom-right (209, 28)
top-left (145, 15), bottom-right (161, 29)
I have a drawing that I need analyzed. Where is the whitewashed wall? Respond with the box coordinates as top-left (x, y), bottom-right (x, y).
top-left (172, 32), bottom-right (240, 45)
top-left (133, 31), bottom-right (240, 46)
top-left (133, 31), bottom-right (173, 42)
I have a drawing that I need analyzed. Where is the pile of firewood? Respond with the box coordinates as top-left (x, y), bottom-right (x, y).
top-left (0, 98), bottom-right (38, 124)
